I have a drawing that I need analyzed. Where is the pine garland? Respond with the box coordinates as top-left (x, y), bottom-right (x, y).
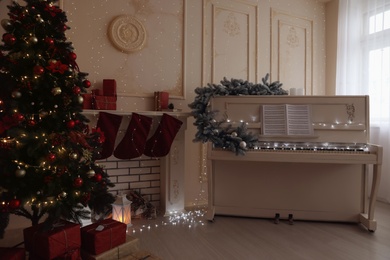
top-left (188, 74), bottom-right (288, 155)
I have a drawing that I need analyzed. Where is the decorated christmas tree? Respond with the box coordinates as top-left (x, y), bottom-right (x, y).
top-left (0, 0), bottom-right (115, 237)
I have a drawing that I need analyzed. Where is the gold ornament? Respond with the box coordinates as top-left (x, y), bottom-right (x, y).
top-left (15, 168), bottom-right (26, 178)
top-left (69, 153), bottom-right (79, 160)
top-left (51, 87), bottom-right (62, 96)
top-left (87, 169), bottom-right (96, 177)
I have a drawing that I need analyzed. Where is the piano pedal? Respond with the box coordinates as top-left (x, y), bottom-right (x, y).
top-left (274, 213), bottom-right (280, 224)
top-left (288, 214), bottom-right (294, 225)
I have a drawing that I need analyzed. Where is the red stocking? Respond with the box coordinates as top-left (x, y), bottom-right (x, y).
top-left (114, 113), bottom-right (153, 159)
top-left (143, 113), bottom-right (183, 158)
top-left (96, 112), bottom-right (122, 159)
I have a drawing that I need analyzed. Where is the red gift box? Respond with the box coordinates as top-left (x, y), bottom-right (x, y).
top-left (0, 247), bottom-right (25, 260)
top-left (93, 96), bottom-right (117, 110)
top-left (80, 218), bottom-right (127, 255)
top-left (29, 248), bottom-right (80, 260)
top-left (102, 79), bottom-right (116, 96)
top-left (23, 220), bottom-right (81, 260)
top-left (82, 94), bottom-right (93, 109)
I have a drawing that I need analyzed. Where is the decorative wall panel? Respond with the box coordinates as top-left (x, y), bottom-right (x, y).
top-left (271, 9), bottom-right (313, 95)
top-left (203, 0), bottom-right (258, 85)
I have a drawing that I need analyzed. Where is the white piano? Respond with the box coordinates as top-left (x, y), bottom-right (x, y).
top-left (206, 95), bottom-right (382, 231)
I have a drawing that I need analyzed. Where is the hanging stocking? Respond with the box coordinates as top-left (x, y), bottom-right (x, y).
top-left (96, 112), bottom-right (122, 159)
top-left (143, 113), bottom-right (183, 158)
top-left (113, 113), bottom-right (153, 159)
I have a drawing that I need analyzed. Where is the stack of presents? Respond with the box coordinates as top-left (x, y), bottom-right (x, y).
top-left (83, 79), bottom-right (117, 110)
top-left (1, 218), bottom-right (160, 260)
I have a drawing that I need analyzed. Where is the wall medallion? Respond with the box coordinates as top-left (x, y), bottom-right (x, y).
top-left (108, 15), bottom-right (146, 53)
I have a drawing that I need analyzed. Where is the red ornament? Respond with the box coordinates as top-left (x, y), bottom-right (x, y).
top-left (33, 65), bottom-right (44, 75)
top-left (28, 119), bottom-right (36, 126)
top-left (83, 80), bottom-right (91, 88)
top-left (66, 120), bottom-right (75, 129)
top-left (3, 33), bottom-right (16, 45)
top-left (13, 113), bottom-right (25, 122)
top-left (69, 52), bottom-right (77, 61)
top-left (73, 177), bottom-right (83, 187)
top-left (93, 173), bottom-right (102, 182)
top-left (45, 37), bottom-right (54, 45)
top-left (47, 153), bottom-right (56, 162)
top-left (72, 86), bottom-right (81, 94)
top-left (9, 198), bottom-right (21, 209)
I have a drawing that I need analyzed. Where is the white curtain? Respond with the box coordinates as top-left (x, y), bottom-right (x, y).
top-left (336, 0), bottom-right (390, 202)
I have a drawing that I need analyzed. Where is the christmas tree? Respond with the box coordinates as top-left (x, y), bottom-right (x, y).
top-left (0, 0), bottom-right (115, 237)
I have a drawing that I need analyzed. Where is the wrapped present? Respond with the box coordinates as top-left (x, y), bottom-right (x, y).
top-left (23, 220), bottom-right (81, 260)
top-left (80, 235), bottom-right (139, 260)
top-left (103, 79), bottom-right (116, 96)
top-left (154, 91), bottom-right (169, 111)
top-left (0, 247), bottom-right (26, 260)
top-left (29, 247), bottom-right (80, 260)
top-left (91, 89), bottom-right (103, 96)
top-left (81, 218), bottom-right (127, 255)
top-left (82, 94), bottom-right (93, 109)
top-left (93, 96), bottom-right (117, 110)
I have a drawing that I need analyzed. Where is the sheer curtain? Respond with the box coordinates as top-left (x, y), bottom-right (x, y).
top-left (336, 0), bottom-right (390, 202)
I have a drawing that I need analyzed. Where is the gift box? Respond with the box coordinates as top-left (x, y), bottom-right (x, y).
top-left (82, 94), bottom-right (93, 109)
top-left (0, 247), bottom-right (26, 260)
top-left (29, 248), bottom-right (80, 260)
top-left (154, 91), bottom-right (169, 111)
top-left (23, 220), bottom-right (81, 260)
top-left (80, 235), bottom-right (139, 260)
top-left (102, 79), bottom-right (116, 97)
top-left (81, 218), bottom-right (127, 255)
top-left (93, 96), bottom-right (117, 110)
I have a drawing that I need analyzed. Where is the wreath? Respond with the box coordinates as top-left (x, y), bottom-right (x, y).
top-left (188, 74), bottom-right (288, 155)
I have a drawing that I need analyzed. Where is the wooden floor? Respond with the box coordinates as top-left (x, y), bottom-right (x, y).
top-left (130, 202), bottom-right (390, 260)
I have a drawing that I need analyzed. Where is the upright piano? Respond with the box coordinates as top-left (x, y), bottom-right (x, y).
top-left (206, 95), bottom-right (382, 231)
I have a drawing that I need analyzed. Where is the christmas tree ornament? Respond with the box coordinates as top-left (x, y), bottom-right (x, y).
top-left (3, 34), bottom-right (16, 46)
top-left (33, 65), bottom-right (44, 75)
top-left (28, 120), bottom-right (36, 127)
top-left (69, 152), bottom-right (79, 160)
top-left (66, 120), bottom-right (75, 129)
top-left (143, 113), bottom-right (183, 158)
top-left (87, 169), bottom-right (95, 177)
top-left (73, 177), bottom-right (83, 187)
top-left (1, 19), bottom-right (12, 30)
top-left (15, 168), bottom-right (26, 178)
top-left (11, 91), bottom-right (22, 99)
top-left (69, 52), bottom-right (77, 61)
top-left (51, 87), bottom-right (62, 96)
top-left (59, 191), bottom-right (67, 199)
top-left (47, 153), bottom-right (56, 162)
top-left (8, 198), bottom-right (21, 210)
top-left (44, 37), bottom-right (54, 45)
top-left (83, 80), bottom-right (91, 88)
top-left (114, 113), bottom-right (153, 159)
top-left (93, 173), bottom-right (102, 182)
top-left (240, 141), bottom-right (247, 149)
top-left (76, 95), bottom-right (83, 104)
top-left (28, 36), bottom-right (38, 45)
top-left (96, 112), bottom-right (123, 159)
top-left (231, 132), bottom-right (237, 137)
top-left (72, 86), bottom-right (81, 94)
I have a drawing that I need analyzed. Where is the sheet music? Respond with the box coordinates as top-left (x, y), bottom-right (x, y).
top-left (262, 104), bottom-right (312, 135)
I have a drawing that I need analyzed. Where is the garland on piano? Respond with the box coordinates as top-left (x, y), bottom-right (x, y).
top-left (188, 74), bottom-right (288, 155)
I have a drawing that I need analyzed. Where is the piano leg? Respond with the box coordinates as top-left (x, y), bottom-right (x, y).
top-left (288, 214), bottom-right (294, 225)
top-left (359, 163), bottom-right (382, 232)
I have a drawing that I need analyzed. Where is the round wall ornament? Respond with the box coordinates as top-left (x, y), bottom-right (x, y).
top-left (108, 15), bottom-right (146, 53)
